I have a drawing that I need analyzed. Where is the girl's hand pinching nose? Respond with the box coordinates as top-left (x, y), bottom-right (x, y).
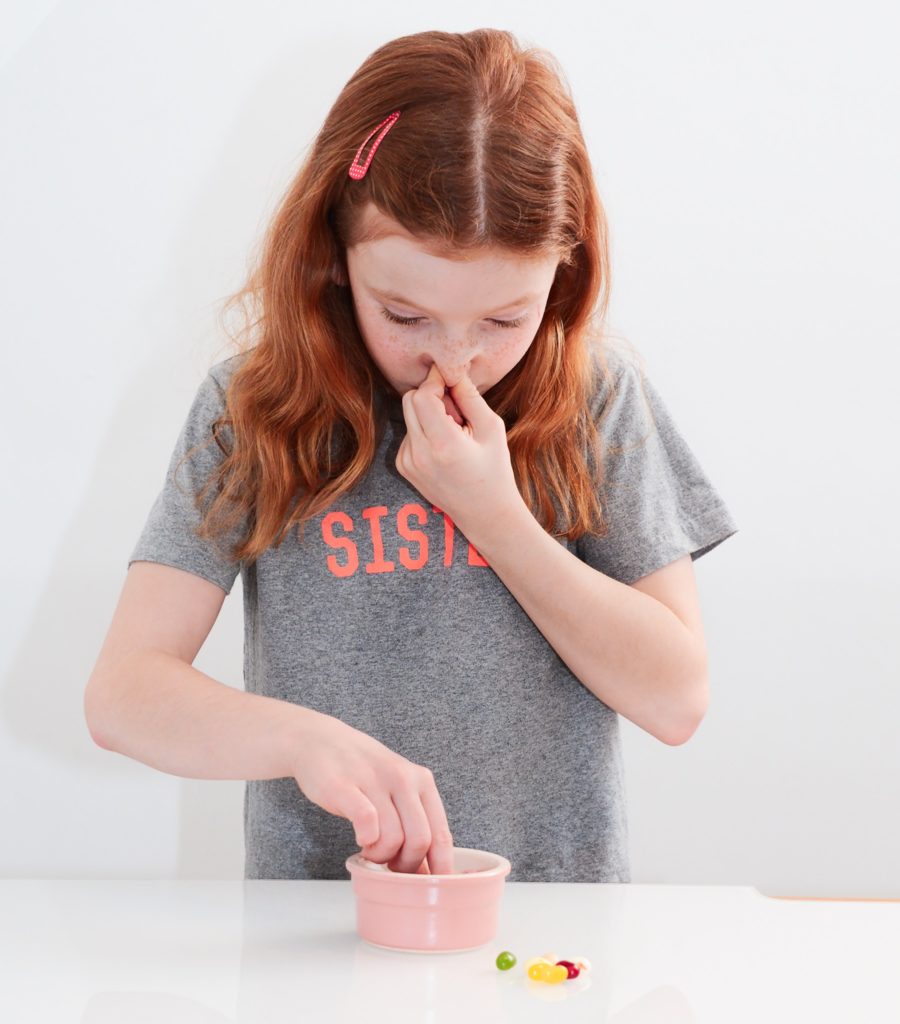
top-left (397, 364), bottom-right (525, 541)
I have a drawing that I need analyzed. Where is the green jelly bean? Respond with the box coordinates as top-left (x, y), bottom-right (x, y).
top-left (495, 950), bottom-right (517, 971)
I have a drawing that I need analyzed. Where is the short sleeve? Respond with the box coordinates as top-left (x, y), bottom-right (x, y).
top-left (576, 348), bottom-right (739, 584)
top-left (127, 363), bottom-right (243, 594)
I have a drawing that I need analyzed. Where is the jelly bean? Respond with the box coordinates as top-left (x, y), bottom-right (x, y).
top-left (555, 959), bottom-right (580, 979)
top-left (546, 964), bottom-right (569, 985)
top-left (573, 955), bottom-right (592, 973)
top-left (527, 963), bottom-right (549, 982)
top-left (540, 950), bottom-right (560, 963)
top-left (495, 951), bottom-right (516, 971)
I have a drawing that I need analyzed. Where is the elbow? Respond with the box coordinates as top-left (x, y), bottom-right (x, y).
top-left (662, 657), bottom-right (709, 747)
top-left (84, 679), bottom-right (115, 750)
top-left (664, 708), bottom-right (705, 746)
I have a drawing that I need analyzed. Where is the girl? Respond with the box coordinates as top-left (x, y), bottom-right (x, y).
top-left (85, 28), bottom-right (738, 883)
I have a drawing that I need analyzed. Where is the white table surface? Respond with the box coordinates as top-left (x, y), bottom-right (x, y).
top-left (1, 880), bottom-right (897, 1023)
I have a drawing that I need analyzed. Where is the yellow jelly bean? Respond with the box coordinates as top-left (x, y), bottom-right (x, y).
top-left (546, 964), bottom-right (569, 985)
top-left (526, 963), bottom-right (549, 981)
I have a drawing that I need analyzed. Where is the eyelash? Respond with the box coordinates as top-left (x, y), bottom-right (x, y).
top-left (379, 307), bottom-right (526, 329)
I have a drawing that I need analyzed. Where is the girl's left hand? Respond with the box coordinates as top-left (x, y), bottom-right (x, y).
top-left (396, 364), bottom-right (523, 538)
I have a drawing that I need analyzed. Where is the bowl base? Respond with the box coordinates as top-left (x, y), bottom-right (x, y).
top-left (361, 937), bottom-right (489, 955)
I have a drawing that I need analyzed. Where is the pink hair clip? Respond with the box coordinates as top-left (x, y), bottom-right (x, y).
top-left (348, 110), bottom-right (401, 180)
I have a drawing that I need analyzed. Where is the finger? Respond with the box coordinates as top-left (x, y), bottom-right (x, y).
top-left (384, 784), bottom-right (434, 874)
top-left (412, 387), bottom-right (463, 443)
top-left (418, 777), bottom-right (455, 876)
top-left (358, 792), bottom-right (404, 866)
top-left (401, 388), bottom-right (424, 442)
top-left (442, 389), bottom-right (466, 426)
top-left (424, 362), bottom-right (466, 425)
top-left (337, 785), bottom-right (380, 848)
top-left (419, 362), bottom-right (446, 399)
top-left (412, 367), bottom-right (461, 441)
top-left (447, 368), bottom-right (493, 436)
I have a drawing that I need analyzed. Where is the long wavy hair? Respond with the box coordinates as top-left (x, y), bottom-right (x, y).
top-left (188, 28), bottom-right (639, 566)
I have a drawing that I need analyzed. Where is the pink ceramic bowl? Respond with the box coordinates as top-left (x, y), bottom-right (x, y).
top-left (345, 846), bottom-right (512, 953)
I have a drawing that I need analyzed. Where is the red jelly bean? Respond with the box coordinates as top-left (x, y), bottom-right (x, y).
top-left (555, 960), bottom-right (580, 979)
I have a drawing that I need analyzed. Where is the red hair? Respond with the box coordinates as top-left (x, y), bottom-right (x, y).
top-left (188, 28), bottom-right (633, 565)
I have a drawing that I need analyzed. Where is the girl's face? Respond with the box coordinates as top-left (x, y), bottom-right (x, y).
top-left (342, 206), bottom-right (560, 399)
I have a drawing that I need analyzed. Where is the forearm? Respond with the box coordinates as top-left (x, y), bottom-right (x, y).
top-left (86, 649), bottom-right (317, 780)
top-left (460, 499), bottom-right (706, 745)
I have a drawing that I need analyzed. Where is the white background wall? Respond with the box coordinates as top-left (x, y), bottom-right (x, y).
top-left (2, 1), bottom-right (897, 897)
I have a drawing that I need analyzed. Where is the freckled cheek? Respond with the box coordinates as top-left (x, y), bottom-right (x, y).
top-left (480, 332), bottom-right (534, 380)
top-left (362, 323), bottom-right (405, 360)
top-left (378, 329), bottom-right (407, 354)
top-left (363, 328), bottom-right (419, 382)
top-left (371, 327), bottom-right (433, 374)
top-left (379, 330), bottom-right (414, 368)
top-left (495, 332), bottom-right (531, 364)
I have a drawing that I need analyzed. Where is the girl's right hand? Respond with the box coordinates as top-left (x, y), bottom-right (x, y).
top-left (289, 709), bottom-right (456, 875)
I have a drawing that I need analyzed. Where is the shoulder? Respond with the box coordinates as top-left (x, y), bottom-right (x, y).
top-left (207, 351), bottom-right (248, 395)
top-left (192, 352), bottom-right (251, 415)
top-left (586, 338), bottom-right (650, 424)
top-left (179, 353), bottom-right (248, 433)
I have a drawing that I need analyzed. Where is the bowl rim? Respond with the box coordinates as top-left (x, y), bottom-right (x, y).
top-left (345, 846), bottom-right (511, 881)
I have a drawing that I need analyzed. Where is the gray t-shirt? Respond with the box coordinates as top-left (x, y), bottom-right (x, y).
top-left (128, 344), bottom-right (738, 882)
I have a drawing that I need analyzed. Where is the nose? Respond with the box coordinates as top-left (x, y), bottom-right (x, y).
top-left (426, 342), bottom-right (479, 389)
top-left (434, 366), bottom-right (471, 389)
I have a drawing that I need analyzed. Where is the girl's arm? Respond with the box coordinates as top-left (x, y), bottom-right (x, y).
top-left (462, 499), bottom-right (708, 746)
top-left (84, 562), bottom-right (456, 873)
top-left (84, 561), bottom-right (314, 779)
top-left (86, 645), bottom-right (316, 780)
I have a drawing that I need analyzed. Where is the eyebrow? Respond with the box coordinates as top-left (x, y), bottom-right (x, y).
top-left (369, 286), bottom-right (538, 317)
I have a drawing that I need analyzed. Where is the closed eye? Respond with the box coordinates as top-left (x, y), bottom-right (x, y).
top-left (379, 307), bottom-right (525, 329)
